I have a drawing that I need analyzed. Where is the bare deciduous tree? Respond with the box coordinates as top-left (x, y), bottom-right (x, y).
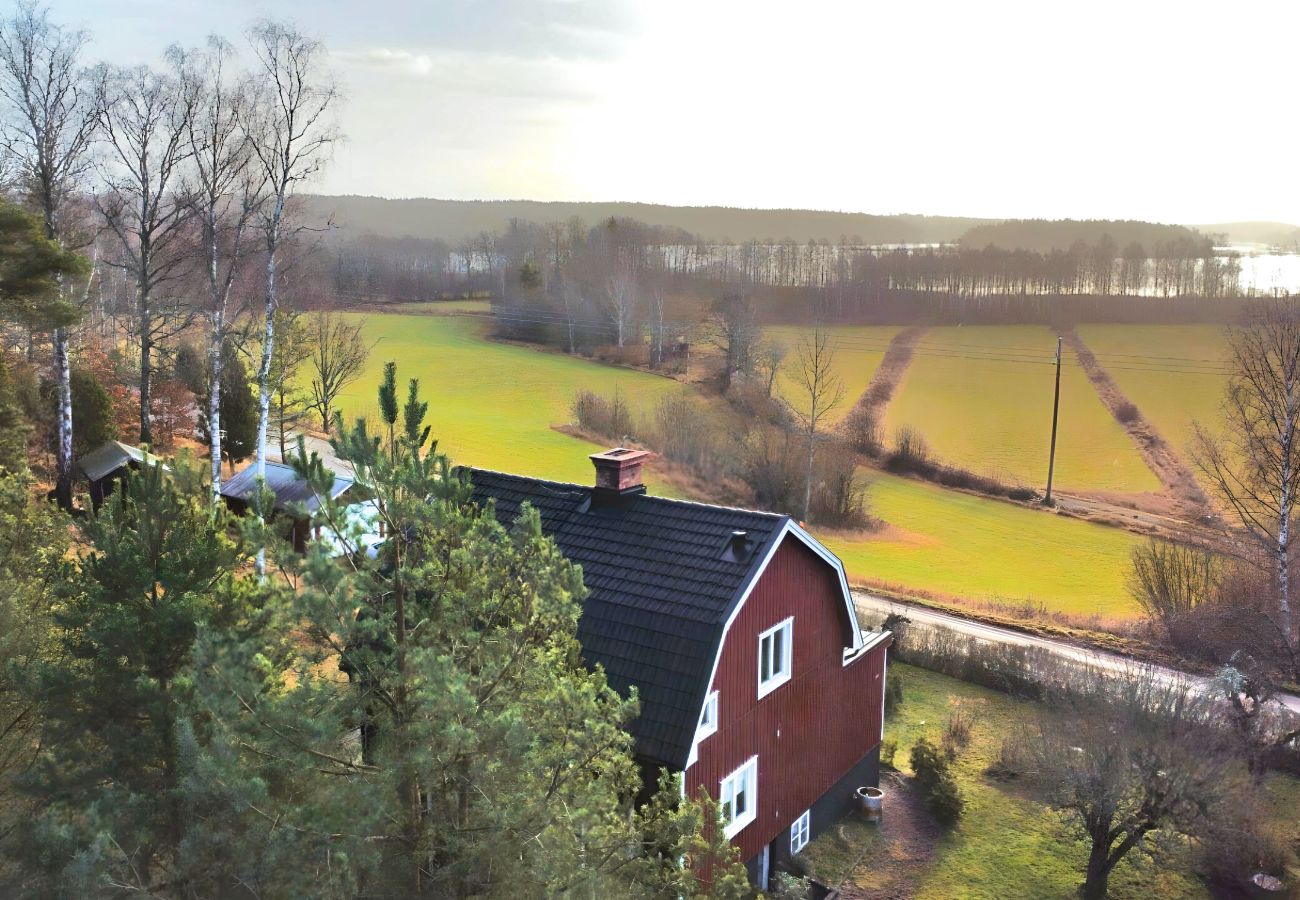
top-left (1194, 302), bottom-right (1300, 654)
top-left (1125, 538), bottom-right (1221, 633)
top-left (174, 36), bottom-right (264, 500)
top-left (267, 308), bottom-right (312, 456)
top-left (1016, 667), bottom-right (1236, 900)
top-left (790, 326), bottom-right (845, 521)
top-left (755, 338), bottom-right (788, 397)
top-left (0, 3), bottom-right (96, 509)
top-left (705, 293), bottom-right (760, 392)
top-left (306, 310), bottom-right (367, 433)
top-left (605, 260), bottom-right (637, 349)
top-left (94, 62), bottom-right (195, 446)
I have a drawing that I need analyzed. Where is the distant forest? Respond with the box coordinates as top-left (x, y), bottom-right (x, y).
top-left (959, 219), bottom-right (1215, 254)
top-left (302, 198), bottom-right (1298, 329)
top-left (302, 195), bottom-right (989, 245)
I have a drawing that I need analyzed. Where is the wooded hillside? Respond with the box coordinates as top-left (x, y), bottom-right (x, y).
top-left (300, 195), bottom-right (991, 245)
top-left (959, 219), bottom-right (1214, 253)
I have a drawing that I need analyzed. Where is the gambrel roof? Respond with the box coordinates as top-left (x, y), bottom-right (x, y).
top-left (467, 468), bottom-right (862, 769)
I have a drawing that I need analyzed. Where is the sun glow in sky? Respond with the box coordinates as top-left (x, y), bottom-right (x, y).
top-left (57, 0), bottom-right (1300, 223)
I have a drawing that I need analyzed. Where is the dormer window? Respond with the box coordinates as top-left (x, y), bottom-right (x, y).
top-left (757, 617), bottom-right (793, 699)
top-left (696, 691), bottom-right (718, 741)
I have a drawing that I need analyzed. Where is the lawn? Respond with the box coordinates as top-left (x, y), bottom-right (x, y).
top-left (342, 314), bottom-right (1145, 617)
top-left (884, 326), bottom-right (1161, 494)
top-left (766, 325), bottom-right (901, 423)
top-left (824, 472), bottom-right (1142, 618)
top-left (803, 663), bottom-right (1293, 899)
top-left (339, 313), bottom-right (681, 487)
top-left (1075, 325), bottom-right (1229, 463)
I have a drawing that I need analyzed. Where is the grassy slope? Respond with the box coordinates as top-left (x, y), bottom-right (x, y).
top-left (884, 326), bottom-right (1161, 494)
top-left (337, 314), bottom-right (681, 488)
top-left (825, 473), bottom-right (1141, 617)
top-left (766, 325), bottom-right (901, 424)
top-left (1075, 325), bottom-right (1229, 462)
top-left (346, 314), bottom-right (1144, 615)
top-left (805, 663), bottom-right (1217, 899)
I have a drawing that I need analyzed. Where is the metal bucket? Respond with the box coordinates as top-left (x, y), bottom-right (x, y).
top-left (855, 786), bottom-right (883, 823)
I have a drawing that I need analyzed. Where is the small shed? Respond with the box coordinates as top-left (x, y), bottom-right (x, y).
top-left (220, 460), bottom-right (355, 552)
top-left (75, 440), bottom-right (167, 509)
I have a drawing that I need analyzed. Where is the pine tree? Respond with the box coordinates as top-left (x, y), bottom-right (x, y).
top-left (184, 368), bottom-right (749, 897)
top-left (0, 469), bottom-right (67, 887)
top-left (198, 342), bottom-right (258, 470)
top-left (12, 460), bottom-right (247, 894)
top-left (0, 356), bottom-right (29, 473)
top-left (67, 366), bottom-right (118, 457)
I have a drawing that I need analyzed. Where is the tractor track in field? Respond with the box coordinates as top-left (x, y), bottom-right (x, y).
top-left (850, 326), bottom-right (928, 422)
top-left (1062, 328), bottom-right (1210, 519)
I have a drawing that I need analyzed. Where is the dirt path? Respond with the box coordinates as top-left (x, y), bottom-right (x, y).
top-left (853, 326), bottom-right (928, 422)
top-left (1061, 329), bottom-right (1209, 518)
top-left (833, 771), bottom-right (939, 899)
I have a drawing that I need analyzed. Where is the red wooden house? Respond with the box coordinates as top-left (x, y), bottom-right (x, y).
top-left (469, 448), bottom-right (892, 889)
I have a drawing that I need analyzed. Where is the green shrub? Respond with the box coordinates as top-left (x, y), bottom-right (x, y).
top-left (884, 670), bottom-right (904, 717)
top-left (923, 771), bottom-right (966, 826)
top-left (909, 737), bottom-right (965, 826)
top-left (880, 738), bottom-right (897, 769)
top-left (770, 872), bottom-right (813, 900)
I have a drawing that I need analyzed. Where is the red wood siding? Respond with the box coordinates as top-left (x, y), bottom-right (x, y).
top-left (685, 536), bottom-right (887, 864)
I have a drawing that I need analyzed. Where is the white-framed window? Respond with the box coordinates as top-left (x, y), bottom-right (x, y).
top-left (757, 617), bottom-right (793, 698)
top-left (719, 756), bottom-right (758, 838)
top-left (696, 691), bottom-right (719, 741)
top-left (790, 809), bottom-right (811, 854)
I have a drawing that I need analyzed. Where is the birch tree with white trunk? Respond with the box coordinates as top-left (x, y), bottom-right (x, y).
top-left (174, 37), bottom-right (264, 502)
top-left (606, 260), bottom-right (638, 349)
top-left (245, 21), bottom-right (337, 570)
top-left (94, 62), bottom-right (196, 447)
top-left (0, 3), bottom-right (96, 510)
top-left (1195, 301), bottom-right (1300, 670)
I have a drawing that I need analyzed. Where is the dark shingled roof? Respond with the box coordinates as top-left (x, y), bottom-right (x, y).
top-left (466, 467), bottom-right (790, 768)
top-left (220, 460), bottom-right (354, 514)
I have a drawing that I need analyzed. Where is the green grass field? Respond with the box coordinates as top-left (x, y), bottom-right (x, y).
top-left (804, 663), bottom-right (1249, 898)
top-left (883, 326), bottom-right (1161, 494)
top-left (344, 314), bottom-right (1145, 616)
top-left (766, 325), bottom-right (901, 424)
top-left (339, 314), bottom-right (680, 487)
top-left (824, 472), bottom-right (1142, 618)
top-left (386, 299), bottom-right (492, 315)
top-left (1075, 325), bottom-right (1229, 462)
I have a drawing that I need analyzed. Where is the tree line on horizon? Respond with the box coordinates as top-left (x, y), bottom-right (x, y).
top-left (318, 214), bottom-right (1258, 332)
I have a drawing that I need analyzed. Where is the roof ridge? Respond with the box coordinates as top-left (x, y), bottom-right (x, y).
top-left (465, 466), bottom-right (787, 521)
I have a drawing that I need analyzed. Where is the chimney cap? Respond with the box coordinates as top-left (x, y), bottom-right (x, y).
top-left (589, 447), bottom-right (653, 464)
top-left (589, 447), bottom-right (653, 502)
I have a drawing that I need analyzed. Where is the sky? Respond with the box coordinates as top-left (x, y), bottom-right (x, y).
top-left (53, 0), bottom-right (1300, 224)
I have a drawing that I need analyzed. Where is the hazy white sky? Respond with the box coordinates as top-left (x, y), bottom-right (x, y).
top-left (56, 0), bottom-right (1300, 223)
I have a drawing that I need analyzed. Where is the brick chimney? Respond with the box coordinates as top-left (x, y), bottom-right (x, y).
top-left (589, 447), bottom-right (652, 506)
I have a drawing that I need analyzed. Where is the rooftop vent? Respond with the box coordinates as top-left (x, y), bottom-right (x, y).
top-left (589, 447), bottom-right (652, 507)
top-left (721, 529), bottom-right (755, 563)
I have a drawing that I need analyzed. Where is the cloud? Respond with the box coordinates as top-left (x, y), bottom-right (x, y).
top-left (333, 45), bottom-right (600, 103)
top-left (346, 47), bottom-right (435, 75)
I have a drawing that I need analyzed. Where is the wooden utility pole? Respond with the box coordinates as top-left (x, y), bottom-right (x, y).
top-left (1043, 336), bottom-right (1063, 505)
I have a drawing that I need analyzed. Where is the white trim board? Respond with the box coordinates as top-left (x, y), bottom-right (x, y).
top-left (685, 518), bottom-right (868, 771)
